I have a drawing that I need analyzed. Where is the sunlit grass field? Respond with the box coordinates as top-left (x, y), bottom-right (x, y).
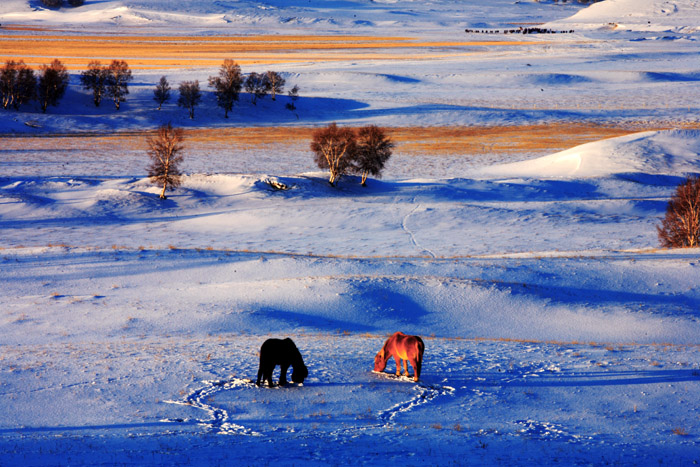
top-left (0, 31), bottom-right (539, 68)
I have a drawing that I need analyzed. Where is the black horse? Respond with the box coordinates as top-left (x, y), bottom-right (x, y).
top-left (256, 338), bottom-right (308, 387)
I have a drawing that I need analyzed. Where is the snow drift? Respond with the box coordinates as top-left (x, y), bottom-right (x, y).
top-left (547, 0), bottom-right (700, 33)
top-left (477, 129), bottom-right (700, 179)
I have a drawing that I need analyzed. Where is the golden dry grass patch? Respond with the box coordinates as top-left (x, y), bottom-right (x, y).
top-left (4, 123), bottom-right (694, 157)
top-left (0, 32), bottom-right (541, 69)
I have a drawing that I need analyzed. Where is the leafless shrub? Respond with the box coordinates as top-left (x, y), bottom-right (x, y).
top-left (657, 175), bottom-right (700, 248)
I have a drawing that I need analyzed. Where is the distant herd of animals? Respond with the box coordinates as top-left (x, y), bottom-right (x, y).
top-left (465, 27), bottom-right (575, 34)
top-left (255, 331), bottom-right (425, 387)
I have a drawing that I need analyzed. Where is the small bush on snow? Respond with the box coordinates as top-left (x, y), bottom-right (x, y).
top-left (657, 175), bottom-right (700, 248)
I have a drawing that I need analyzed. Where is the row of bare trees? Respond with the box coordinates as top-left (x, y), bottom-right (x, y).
top-left (40, 0), bottom-right (84, 7)
top-left (0, 59), bottom-right (132, 113)
top-left (3, 58), bottom-right (296, 119)
top-left (0, 60), bottom-right (70, 113)
top-left (153, 60), bottom-right (299, 119)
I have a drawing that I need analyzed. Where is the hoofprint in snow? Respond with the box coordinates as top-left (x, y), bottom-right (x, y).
top-left (1, 0), bottom-right (700, 465)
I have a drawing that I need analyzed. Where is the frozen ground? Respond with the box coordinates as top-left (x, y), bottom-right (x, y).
top-left (1, 0), bottom-right (700, 465)
top-left (2, 129), bottom-right (700, 464)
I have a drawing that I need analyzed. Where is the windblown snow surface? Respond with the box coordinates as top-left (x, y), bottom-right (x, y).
top-left (1, 0), bottom-right (700, 465)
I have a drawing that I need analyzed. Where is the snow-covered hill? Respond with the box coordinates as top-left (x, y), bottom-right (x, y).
top-left (547, 0), bottom-right (700, 33)
top-left (478, 129), bottom-right (700, 179)
top-left (0, 0), bottom-right (587, 33)
top-left (2, 126), bottom-right (700, 463)
top-left (1, 1), bottom-right (700, 465)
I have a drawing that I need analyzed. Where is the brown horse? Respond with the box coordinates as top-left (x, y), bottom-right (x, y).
top-left (373, 331), bottom-right (424, 382)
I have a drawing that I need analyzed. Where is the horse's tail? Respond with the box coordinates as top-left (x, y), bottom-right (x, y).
top-left (415, 336), bottom-right (425, 356)
top-left (414, 336), bottom-right (425, 379)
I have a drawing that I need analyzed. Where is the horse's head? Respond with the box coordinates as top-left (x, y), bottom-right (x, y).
top-left (291, 363), bottom-right (308, 384)
top-left (373, 349), bottom-right (387, 372)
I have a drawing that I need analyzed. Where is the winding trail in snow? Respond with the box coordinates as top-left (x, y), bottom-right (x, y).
top-left (402, 201), bottom-right (437, 258)
top-left (163, 378), bottom-right (262, 436)
top-left (377, 379), bottom-right (456, 423)
top-left (166, 374), bottom-right (455, 438)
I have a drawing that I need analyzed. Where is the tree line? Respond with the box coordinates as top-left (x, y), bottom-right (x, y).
top-left (464, 27), bottom-right (575, 35)
top-left (158, 59), bottom-right (300, 120)
top-left (40, 0), bottom-right (84, 7)
top-left (1, 58), bottom-right (299, 119)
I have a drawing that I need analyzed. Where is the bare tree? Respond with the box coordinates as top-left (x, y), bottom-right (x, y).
top-left (657, 175), bottom-right (700, 248)
top-left (14, 63), bottom-right (37, 110)
top-left (245, 72), bottom-right (268, 105)
top-left (208, 59), bottom-right (243, 118)
top-left (265, 71), bottom-right (285, 101)
top-left (352, 125), bottom-right (394, 186)
top-left (285, 84), bottom-right (299, 113)
top-left (153, 75), bottom-right (170, 110)
top-left (38, 59), bottom-right (69, 113)
top-left (106, 60), bottom-right (132, 110)
top-left (177, 80), bottom-right (201, 119)
top-left (310, 123), bottom-right (357, 186)
top-left (147, 123), bottom-right (185, 200)
top-left (80, 60), bottom-right (108, 107)
top-left (1, 61), bottom-right (36, 110)
top-left (0, 61), bottom-right (19, 109)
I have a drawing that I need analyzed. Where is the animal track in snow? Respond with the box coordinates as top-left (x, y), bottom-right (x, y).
top-left (164, 378), bottom-right (262, 436)
top-left (373, 373), bottom-right (455, 424)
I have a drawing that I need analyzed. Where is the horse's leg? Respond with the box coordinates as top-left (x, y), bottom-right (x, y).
top-left (279, 363), bottom-right (290, 386)
top-left (410, 358), bottom-right (420, 382)
top-left (402, 359), bottom-right (409, 377)
top-left (263, 363), bottom-right (275, 387)
top-left (394, 355), bottom-right (401, 376)
top-left (256, 367), bottom-right (263, 386)
top-left (265, 368), bottom-right (274, 387)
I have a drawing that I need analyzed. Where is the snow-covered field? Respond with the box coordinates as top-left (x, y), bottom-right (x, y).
top-left (1, 0), bottom-right (700, 465)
